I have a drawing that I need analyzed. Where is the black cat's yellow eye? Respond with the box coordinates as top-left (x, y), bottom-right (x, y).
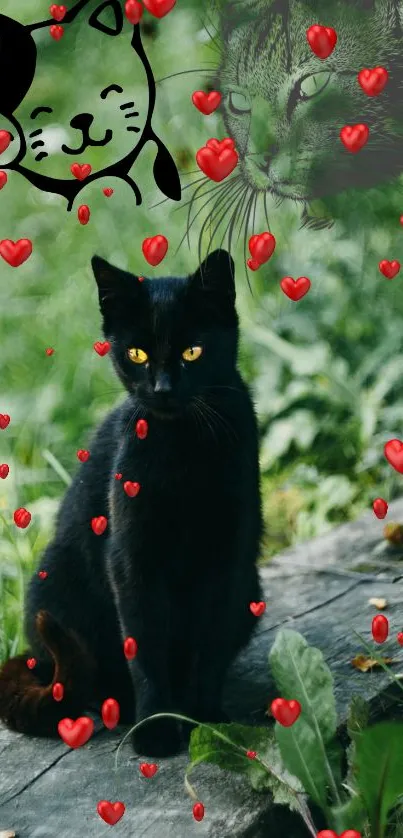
top-left (182, 346), bottom-right (203, 362)
top-left (128, 348), bottom-right (148, 364)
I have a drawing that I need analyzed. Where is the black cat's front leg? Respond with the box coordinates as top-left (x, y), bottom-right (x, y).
top-left (107, 546), bottom-right (181, 757)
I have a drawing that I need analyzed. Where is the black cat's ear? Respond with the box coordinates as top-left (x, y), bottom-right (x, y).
top-left (91, 255), bottom-right (141, 310)
top-left (190, 249), bottom-right (236, 304)
top-left (152, 137), bottom-right (181, 202)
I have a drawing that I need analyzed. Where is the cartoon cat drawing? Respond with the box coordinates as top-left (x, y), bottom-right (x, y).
top-left (0, 0), bottom-right (181, 209)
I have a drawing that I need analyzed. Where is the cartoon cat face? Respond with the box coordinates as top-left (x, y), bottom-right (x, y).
top-left (217, 0), bottom-right (403, 205)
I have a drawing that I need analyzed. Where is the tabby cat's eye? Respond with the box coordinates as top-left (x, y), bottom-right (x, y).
top-left (128, 347), bottom-right (148, 364)
top-left (298, 72), bottom-right (331, 101)
top-left (182, 346), bottom-right (203, 362)
top-left (228, 91), bottom-right (251, 115)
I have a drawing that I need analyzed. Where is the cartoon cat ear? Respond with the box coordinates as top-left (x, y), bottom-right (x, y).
top-left (190, 249), bottom-right (236, 303)
top-left (91, 255), bottom-right (141, 309)
top-left (152, 137), bottom-right (181, 202)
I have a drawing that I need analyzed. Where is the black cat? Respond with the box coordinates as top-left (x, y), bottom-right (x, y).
top-left (0, 249), bottom-right (263, 757)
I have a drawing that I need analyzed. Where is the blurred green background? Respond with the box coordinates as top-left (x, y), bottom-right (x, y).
top-left (1, 0), bottom-right (403, 662)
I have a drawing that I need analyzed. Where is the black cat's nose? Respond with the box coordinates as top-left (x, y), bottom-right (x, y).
top-left (70, 112), bottom-right (94, 133)
top-left (154, 372), bottom-right (172, 395)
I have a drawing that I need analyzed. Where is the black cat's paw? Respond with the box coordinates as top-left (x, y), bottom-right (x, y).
top-left (131, 716), bottom-right (182, 757)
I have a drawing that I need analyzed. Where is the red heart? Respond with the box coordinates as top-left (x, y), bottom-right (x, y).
top-left (317, 833), bottom-right (362, 838)
top-left (27, 657), bottom-right (36, 670)
top-left (306, 25), bottom-right (337, 59)
top-left (271, 698), bottom-right (301, 727)
top-left (140, 762), bottom-right (159, 778)
top-left (115, 473), bottom-right (123, 480)
top-left (385, 438), bottom-right (403, 473)
top-left (0, 131), bottom-right (11, 154)
top-left (142, 235), bottom-right (168, 266)
top-left (196, 140), bottom-right (238, 182)
top-left (0, 171), bottom-right (8, 188)
top-left (397, 633), bottom-right (403, 647)
top-left (372, 498), bottom-right (388, 519)
top-left (14, 508), bottom-right (32, 529)
top-left (50, 4), bottom-right (67, 21)
top-left (71, 163), bottom-right (92, 181)
top-left (340, 124), bottom-right (369, 153)
top-left (93, 341), bottom-right (111, 356)
top-left (52, 682), bottom-right (64, 701)
top-left (249, 232), bottom-right (276, 265)
top-left (124, 480), bottom-right (141, 498)
top-left (45, 347), bottom-right (54, 356)
top-left (124, 636), bottom-right (138, 660)
top-left (77, 449), bottom-right (90, 462)
top-left (0, 414), bottom-right (11, 429)
top-left (192, 90), bottom-right (222, 115)
top-left (249, 601), bottom-right (266, 617)
top-left (280, 276), bottom-right (311, 301)
top-left (246, 750), bottom-right (257, 759)
top-left (78, 204), bottom-right (90, 225)
top-left (103, 187), bottom-right (114, 197)
top-left (358, 66), bottom-right (388, 97)
top-left (143, 0), bottom-right (176, 18)
top-left (138, 275), bottom-right (145, 282)
top-left (192, 802), bottom-right (205, 822)
top-left (38, 570), bottom-right (48, 579)
top-left (379, 259), bottom-right (400, 279)
top-left (102, 698), bottom-right (120, 730)
top-left (372, 614), bottom-right (389, 644)
top-left (50, 24), bottom-right (64, 39)
top-left (0, 239), bottom-right (33, 267)
top-left (91, 516), bottom-right (108, 536)
top-left (206, 138), bottom-right (235, 152)
top-left (0, 464), bottom-right (9, 479)
top-left (125, 0), bottom-right (143, 24)
top-left (247, 258), bottom-right (261, 271)
top-left (58, 716), bottom-right (94, 748)
top-left (136, 419), bottom-right (148, 439)
top-left (97, 801), bottom-right (126, 826)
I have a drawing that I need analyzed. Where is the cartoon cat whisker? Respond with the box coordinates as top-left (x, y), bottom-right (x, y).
top-left (31, 140), bottom-right (45, 150)
top-left (28, 128), bottom-right (43, 139)
top-left (120, 102), bottom-right (135, 110)
top-left (124, 112), bottom-right (139, 119)
top-left (35, 152), bottom-right (48, 162)
top-left (126, 126), bottom-right (140, 133)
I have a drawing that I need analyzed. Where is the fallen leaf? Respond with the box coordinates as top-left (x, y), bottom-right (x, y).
top-left (369, 598), bottom-right (388, 609)
top-left (384, 523), bottom-right (403, 545)
top-left (351, 654), bottom-right (395, 673)
top-left (0, 831), bottom-right (16, 838)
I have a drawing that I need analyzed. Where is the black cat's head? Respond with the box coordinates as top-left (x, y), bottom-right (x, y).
top-left (91, 250), bottom-right (237, 419)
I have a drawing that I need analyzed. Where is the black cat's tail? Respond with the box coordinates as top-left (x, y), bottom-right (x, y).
top-left (0, 610), bottom-right (94, 736)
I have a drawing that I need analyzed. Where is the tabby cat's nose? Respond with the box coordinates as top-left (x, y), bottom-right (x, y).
top-left (154, 372), bottom-right (172, 394)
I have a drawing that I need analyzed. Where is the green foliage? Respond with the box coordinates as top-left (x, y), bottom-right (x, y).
top-left (354, 722), bottom-right (403, 838)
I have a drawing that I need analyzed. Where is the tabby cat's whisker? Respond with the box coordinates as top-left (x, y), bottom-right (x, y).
top-left (197, 178), bottom-right (244, 262)
top-left (206, 182), bottom-right (245, 257)
top-left (156, 67), bottom-right (216, 84)
top-left (188, 178), bottom-right (240, 255)
top-left (263, 191), bottom-right (271, 231)
top-left (149, 175), bottom-right (208, 211)
top-left (175, 179), bottom-right (235, 255)
top-left (218, 184), bottom-right (248, 251)
top-left (226, 185), bottom-right (250, 256)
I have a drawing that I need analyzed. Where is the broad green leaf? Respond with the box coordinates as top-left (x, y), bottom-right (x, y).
top-left (355, 722), bottom-right (403, 835)
top-left (329, 794), bottom-right (368, 833)
top-left (275, 716), bottom-right (329, 808)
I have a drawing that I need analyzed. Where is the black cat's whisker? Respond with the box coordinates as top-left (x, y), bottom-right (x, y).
top-left (28, 128), bottom-right (42, 139)
top-left (155, 67), bottom-right (216, 84)
top-left (122, 401), bottom-right (143, 438)
top-left (124, 112), bottom-right (139, 119)
top-left (120, 102), bottom-right (135, 110)
top-left (193, 396), bottom-right (238, 446)
top-left (35, 152), bottom-right (48, 162)
top-left (31, 140), bottom-right (45, 150)
top-left (126, 126), bottom-right (140, 133)
top-left (191, 397), bottom-right (220, 446)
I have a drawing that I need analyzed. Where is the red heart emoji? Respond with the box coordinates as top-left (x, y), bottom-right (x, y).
top-left (0, 239), bottom-right (33, 267)
top-left (0, 131), bottom-right (11, 154)
top-left (91, 516), bottom-right (108, 536)
top-left (93, 341), bottom-right (111, 356)
top-left (50, 24), bottom-right (64, 40)
top-left (14, 508), bottom-right (32, 529)
top-left (125, 0), bottom-right (143, 24)
top-left (192, 802), bottom-right (205, 822)
top-left (27, 657), bottom-right (36, 669)
top-left (246, 750), bottom-right (257, 759)
top-left (123, 636), bottom-right (138, 660)
top-left (206, 138), bottom-right (235, 152)
top-left (103, 187), bottom-right (114, 197)
top-left (317, 833), bottom-right (362, 838)
top-left (340, 124), bottom-right (369, 153)
top-left (102, 698), bottom-right (120, 730)
top-left (306, 25), bottom-right (337, 59)
top-left (397, 633), bottom-right (403, 647)
top-left (271, 698), bottom-right (301, 727)
top-left (384, 438), bottom-right (403, 473)
top-left (372, 614), bottom-right (389, 644)
top-left (379, 259), bottom-right (400, 279)
top-left (78, 204), bottom-right (90, 225)
top-left (280, 276), bottom-right (311, 301)
top-left (0, 414), bottom-right (10, 429)
top-left (143, 0), bottom-right (176, 18)
top-left (196, 140), bottom-right (239, 182)
top-left (77, 449), bottom-right (90, 462)
top-left (0, 171), bottom-right (8, 188)
top-left (70, 163), bottom-right (92, 180)
top-left (249, 232), bottom-right (276, 265)
top-left (372, 498), bottom-right (388, 519)
top-left (124, 480), bottom-right (141, 497)
top-left (52, 682), bottom-right (64, 701)
top-left (0, 464), bottom-right (9, 479)
top-left (97, 801), bottom-right (126, 826)
top-left (115, 473), bottom-right (123, 480)
top-left (140, 762), bottom-right (159, 777)
top-left (58, 716), bottom-right (94, 748)
top-left (247, 258), bottom-right (261, 271)
top-left (249, 601), bottom-right (266, 617)
top-left (136, 419), bottom-right (148, 439)
top-left (192, 90), bottom-right (222, 115)
top-left (138, 276), bottom-right (145, 282)
top-left (50, 4), bottom-right (67, 21)
top-left (142, 235), bottom-right (168, 266)
top-left (38, 570), bottom-right (48, 579)
top-left (45, 347), bottom-right (54, 356)
top-left (358, 66), bottom-right (388, 97)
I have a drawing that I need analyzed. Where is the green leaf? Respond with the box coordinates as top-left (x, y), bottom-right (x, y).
top-left (355, 722), bottom-right (403, 836)
top-left (347, 694), bottom-right (370, 741)
top-left (329, 794), bottom-right (368, 834)
top-left (275, 717), bottom-right (329, 808)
